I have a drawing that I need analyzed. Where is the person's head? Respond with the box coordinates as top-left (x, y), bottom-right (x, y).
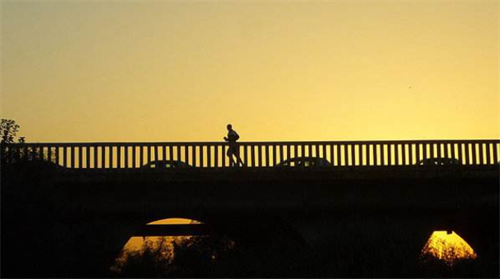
top-left (227, 124), bottom-right (232, 131)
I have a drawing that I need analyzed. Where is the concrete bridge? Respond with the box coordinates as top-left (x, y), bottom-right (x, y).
top-left (1, 139), bottom-right (499, 277)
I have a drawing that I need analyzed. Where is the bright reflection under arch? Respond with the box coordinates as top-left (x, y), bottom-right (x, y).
top-left (122, 218), bottom-right (203, 251)
top-left (147, 218), bottom-right (203, 225)
top-left (421, 231), bottom-right (477, 266)
top-left (111, 217), bottom-right (204, 274)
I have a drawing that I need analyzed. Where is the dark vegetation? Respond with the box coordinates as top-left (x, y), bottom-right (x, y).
top-left (112, 225), bottom-right (310, 278)
top-left (109, 221), bottom-right (497, 278)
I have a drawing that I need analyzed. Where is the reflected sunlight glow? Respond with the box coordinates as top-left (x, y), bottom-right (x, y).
top-left (421, 231), bottom-right (477, 266)
top-left (124, 218), bottom-right (202, 251)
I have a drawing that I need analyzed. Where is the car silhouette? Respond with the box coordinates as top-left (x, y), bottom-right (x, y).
top-left (276, 157), bottom-right (332, 167)
top-left (8, 159), bottom-right (64, 171)
top-left (141, 160), bottom-right (191, 169)
top-left (417, 157), bottom-right (461, 166)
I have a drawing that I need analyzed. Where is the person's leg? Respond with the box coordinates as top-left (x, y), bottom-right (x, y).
top-left (230, 146), bottom-right (238, 167)
top-left (226, 148), bottom-right (234, 166)
top-left (233, 147), bottom-right (245, 167)
top-left (236, 155), bottom-right (245, 167)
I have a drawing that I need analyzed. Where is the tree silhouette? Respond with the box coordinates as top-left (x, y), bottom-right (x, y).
top-left (1, 119), bottom-right (21, 144)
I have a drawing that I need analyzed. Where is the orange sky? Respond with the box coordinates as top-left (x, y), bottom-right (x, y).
top-left (1, 1), bottom-right (499, 142)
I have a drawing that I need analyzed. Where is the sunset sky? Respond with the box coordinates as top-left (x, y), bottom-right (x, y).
top-left (1, 1), bottom-right (499, 142)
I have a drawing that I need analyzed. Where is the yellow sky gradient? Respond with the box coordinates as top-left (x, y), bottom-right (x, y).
top-left (1, 1), bottom-right (499, 142)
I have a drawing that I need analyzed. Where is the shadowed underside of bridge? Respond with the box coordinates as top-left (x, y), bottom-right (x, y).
top-left (1, 164), bottom-right (499, 277)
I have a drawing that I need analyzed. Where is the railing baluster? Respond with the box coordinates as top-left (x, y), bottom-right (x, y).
top-left (339, 144), bottom-right (344, 166)
top-left (147, 146), bottom-right (152, 165)
top-left (47, 146), bottom-right (52, 163)
top-left (279, 144), bottom-right (284, 164)
top-left (265, 145), bottom-right (270, 167)
top-left (178, 145), bottom-right (182, 161)
top-left (207, 144), bottom-right (212, 167)
top-left (387, 144), bottom-right (392, 166)
top-left (413, 143), bottom-right (417, 165)
top-left (463, 143), bottom-right (471, 165)
top-left (486, 142), bottom-right (491, 165)
top-left (273, 144), bottom-right (277, 166)
top-left (414, 143), bottom-right (418, 165)
top-left (322, 144), bottom-right (327, 161)
top-left (358, 144), bottom-right (363, 166)
top-left (242, 144), bottom-right (249, 167)
top-left (399, 144), bottom-right (404, 165)
top-left (225, 144), bottom-right (229, 167)
top-left (379, 144), bottom-right (385, 166)
top-left (117, 146), bottom-right (122, 169)
top-left (62, 146), bottom-right (67, 167)
top-left (394, 144), bottom-right (399, 166)
top-left (191, 145), bottom-right (197, 167)
top-left (424, 143), bottom-right (429, 162)
top-left (23, 145), bottom-right (27, 162)
top-left (17, 145), bottom-right (23, 162)
top-left (443, 143), bottom-right (447, 159)
top-left (168, 144), bottom-right (172, 161)
top-left (293, 145), bottom-right (298, 165)
top-left (131, 146), bottom-right (136, 169)
top-left (251, 145), bottom-right (256, 167)
top-left (199, 145), bottom-right (204, 168)
top-left (214, 145), bottom-right (219, 167)
top-left (471, 143), bottom-right (477, 165)
top-left (39, 146), bottom-right (44, 161)
top-left (184, 145), bottom-right (189, 166)
top-left (450, 143), bottom-right (456, 162)
top-left (493, 142), bottom-right (498, 164)
top-left (153, 147), bottom-right (160, 166)
top-left (85, 146), bottom-right (90, 168)
top-left (287, 144), bottom-right (292, 162)
top-left (70, 146), bottom-right (75, 168)
top-left (101, 146), bottom-right (106, 169)
top-left (350, 144), bottom-right (355, 166)
top-left (123, 145), bottom-right (128, 168)
top-left (478, 143), bottom-right (484, 165)
top-left (139, 146), bottom-right (144, 167)
top-left (94, 145), bottom-right (98, 168)
top-left (458, 143), bottom-right (463, 165)
top-left (28, 145), bottom-right (34, 162)
top-left (336, 144), bottom-right (341, 166)
top-left (256, 145), bottom-right (261, 167)
top-left (109, 146), bottom-right (114, 169)
top-left (77, 146), bottom-right (82, 168)
top-left (55, 146), bottom-right (60, 166)
top-left (366, 144), bottom-right (371, 167)
top-left (408, 144), bottom-right (413, 165)
top-left (328, 144), bottom-right (333, 166)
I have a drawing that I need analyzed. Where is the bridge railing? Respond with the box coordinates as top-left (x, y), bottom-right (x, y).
top-left (1, 140), bottom-right (499, 169)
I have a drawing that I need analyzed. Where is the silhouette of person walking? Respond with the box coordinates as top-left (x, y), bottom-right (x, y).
top-left (224, 124), bottom-right (245, 167)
